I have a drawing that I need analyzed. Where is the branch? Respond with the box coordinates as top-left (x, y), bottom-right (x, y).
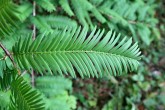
top-left (32, 1), bottom-right (36, 40)
top-left (0, 42), bottom-right (16, 67)
top-left (31, 1), bottom-right (36, 87)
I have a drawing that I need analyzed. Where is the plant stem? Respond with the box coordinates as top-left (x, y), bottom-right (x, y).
top-left (32, 1), bottom-right (36, 40)
top-left (0, 42), bottom-right (16, 67)
top-left (31, 1), bottom-right (36, 87)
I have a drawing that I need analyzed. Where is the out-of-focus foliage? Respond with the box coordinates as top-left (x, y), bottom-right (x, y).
top-left (53, 0), bottom-right (160, 46)
top-left (9, 0), bottom-right (160, 46)
top-left (0, 0), bottom-right (164, 110)
top-left (32, 15), bottom-right (77, 34)
top-left (0, 0), bottom-right (20, 38)
top-left (36, 76), bottom-right (77, 110)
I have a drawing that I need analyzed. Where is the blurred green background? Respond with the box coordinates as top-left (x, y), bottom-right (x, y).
top-left (0, 0), bottom-right (165, 110)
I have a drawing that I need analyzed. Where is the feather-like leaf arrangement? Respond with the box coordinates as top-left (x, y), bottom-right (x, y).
top-left (10, 75), bottom-right (45, 110)
top-left (36, 76), bottom-right (77, 110)
top-left (0, 66), bottom-right (16, 91)
top-left (0, 0), bottom-right (20, 37)
top-left (32, 15), bottom-right (77, 34)
top-left (13, 27), bottom-right (141, 78)
top-left (35, 0), bottom-right (55, 12)
top-left (59, 0), bottom-right (74, 16)
top-left (0, 65), bottom-right (45, 109)
top-left (55, 0), bottom-right (158, 45)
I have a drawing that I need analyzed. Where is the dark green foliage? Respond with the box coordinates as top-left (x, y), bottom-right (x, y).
top-left (0, 0), bottom-right (20, 38)
top-left (0, 53), bottom-right (6, 77)
top-left (0, 91), bottom-right (10, 108)
top-left (0, 66), bottom-right (16, 91)
top-left (10, 75), bottom-right (45, 110)
top-left (0, 66), bottom-right (45, 109)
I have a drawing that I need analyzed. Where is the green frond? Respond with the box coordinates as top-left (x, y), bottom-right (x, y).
top-left (91, 6), bottom-right (106, 23)
top-left (13, 27), bottom-right (141, 78)
top-left (0, 66), bottom-right (16, 91)
top-left (0, 107), bottom-right (8, 110)
top-left (0, 67), bottom-right (12, 110)
top-left (32, 15), bottom-right (77, 34)
top-left (71, 0), bottom-right (94, 29)
top-left (89, 0), bottom-right (104, 6)
top-left (55, 0), bottom-right (157, 45)
top-left (31, 16), bottom-right (53, 34)
top-left (59, 0), bottom-right (74, 16)
top-left (36, 76), bottom-right (76, 110)
top-left (0, 54), bottom-right (6, 77)
top-left (0, 91), bottom-right (10, 109)
top-left (10, 75), bottom-right (45, 110)
top-left (35, 0), bottom-right (55, 12)
top-left (0, 0), bottom-right (20, 37)
top-left (98, 0), bottom-right (156, 45)
top-left (57, 0), bottom-right (106, 29)
top-left (17, 3), bottom-right (32, 21)
top-left (36, 76), bottom-right (72, 96)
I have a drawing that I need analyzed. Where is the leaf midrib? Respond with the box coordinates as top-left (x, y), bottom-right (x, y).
top-left (14, 50), bottom-right (139, 60)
